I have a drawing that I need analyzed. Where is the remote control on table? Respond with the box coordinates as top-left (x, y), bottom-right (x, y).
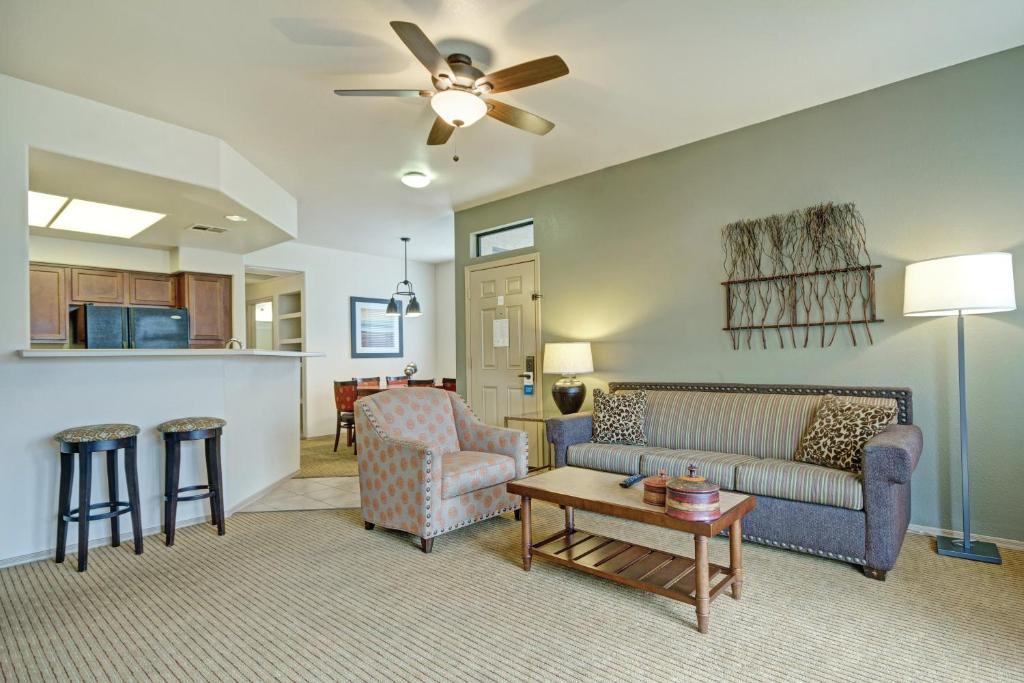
top-left (619, 473), bottom-right (645, 488)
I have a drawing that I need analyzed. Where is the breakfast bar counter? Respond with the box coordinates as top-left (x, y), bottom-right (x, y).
top-left (1, 348), bottom-right (322, 566)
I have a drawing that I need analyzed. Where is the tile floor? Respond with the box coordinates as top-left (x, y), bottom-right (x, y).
top-left (241, 476), bottom-right (361, 512)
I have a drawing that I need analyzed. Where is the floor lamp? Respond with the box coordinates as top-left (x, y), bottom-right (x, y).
top-left (903, 252), bottom-right (1016, 564)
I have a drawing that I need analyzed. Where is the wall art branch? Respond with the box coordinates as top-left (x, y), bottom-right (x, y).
top-left (721, 202), bottom-right (882, 350)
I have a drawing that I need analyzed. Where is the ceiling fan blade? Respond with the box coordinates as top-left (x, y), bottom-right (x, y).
top-left (390, 21), bottom-right (452, 80)
top-left (427, 117), bottom-right (455, 145)
top-left (477, 55), bottom-right (568, 94)
top-left (333, 89), bottom-right (432, 97)
top-left (486, 100), bottom-right (555, 136)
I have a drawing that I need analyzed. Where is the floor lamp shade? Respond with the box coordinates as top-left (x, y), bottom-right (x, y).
top-left (903, 252), bottom-right (1015, 565)
top-left (904, 252), bottom-right (1016, 316)
top-left (544, 342), bottom-right (593, 415)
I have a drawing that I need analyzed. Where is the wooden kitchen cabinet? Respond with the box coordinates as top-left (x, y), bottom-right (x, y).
top-left (129, 272), bottom-right (175, 307)
top-left (175, 272), bottom-right (232, 348)
top-left (70, 267), bottom-right (126, 304)
top-left (29, 264), bottom-right (69, 342)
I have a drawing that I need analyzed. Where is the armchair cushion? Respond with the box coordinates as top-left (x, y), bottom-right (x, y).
top-left (442, 451), bottom-right (517, 499)
top-left (370, 387), bottom-right (461, 455)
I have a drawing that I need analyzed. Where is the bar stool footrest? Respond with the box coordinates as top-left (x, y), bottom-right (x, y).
top-left (63, 501), bottom-right (132, 523)
top-left (165, 484), bottom-right (214, 503)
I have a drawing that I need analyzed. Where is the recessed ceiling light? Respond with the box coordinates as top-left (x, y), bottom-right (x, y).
top-left (401, 171), bottom-right (430, 189)
top-left (50, 199), bottom-right (165, 239)
top-left (224, 214), bottom-right (247, 222)
top-left (27, 191), bottom-right (69, 227)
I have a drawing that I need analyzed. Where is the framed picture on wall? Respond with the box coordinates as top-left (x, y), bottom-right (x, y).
top-left (350, 297), bottom-right (403, 358)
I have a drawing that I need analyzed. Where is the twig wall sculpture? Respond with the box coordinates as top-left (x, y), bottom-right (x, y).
top-left (721, 202), bottom-right (882, 350)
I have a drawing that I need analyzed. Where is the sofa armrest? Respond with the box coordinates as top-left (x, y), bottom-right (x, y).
top-left (862, 424), bottom-right (923, 485)
top-left (545, 413), bottom-right (593, 467)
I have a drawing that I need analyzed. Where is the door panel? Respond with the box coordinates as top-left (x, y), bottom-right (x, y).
top-left (129, 272), bottom-right (175, 307)
top-left (70, 268), bottom-right (126, 304)
top-left (467, 257), bottom-right (541, 467)
top-left (29, 265), bottom-right (68, 342)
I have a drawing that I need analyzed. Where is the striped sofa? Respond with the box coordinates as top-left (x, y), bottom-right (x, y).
top-left (545, 383), bottom-right (922, 580)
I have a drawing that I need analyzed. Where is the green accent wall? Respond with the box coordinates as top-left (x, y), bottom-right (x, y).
top-left (455, 46), bottom-right (1024, 542)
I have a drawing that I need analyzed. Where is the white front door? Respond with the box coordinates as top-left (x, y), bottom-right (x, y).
top-left (466, 255), bottom-right (543, 467)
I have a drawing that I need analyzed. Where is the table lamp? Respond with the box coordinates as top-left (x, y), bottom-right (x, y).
top-left (543, 342), bottom-right (593, 414)
top-left (903, 252), bottom-right (1016, 564)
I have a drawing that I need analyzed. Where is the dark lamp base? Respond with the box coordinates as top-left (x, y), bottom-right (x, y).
top-left (552, 381), bottom-right (586, 415)
top-left (936, 535), bottom-right (1002, 564)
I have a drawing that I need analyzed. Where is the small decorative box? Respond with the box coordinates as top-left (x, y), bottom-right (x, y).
top-left (643, 470), bottom-right (668, 507)
top-left (665, 465), bottom-right (721, 522)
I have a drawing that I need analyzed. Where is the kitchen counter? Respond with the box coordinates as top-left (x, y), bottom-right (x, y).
top-left (1, 346), bottom-right (317, 567)
top-left (19, 348), bottom-right (323, 358)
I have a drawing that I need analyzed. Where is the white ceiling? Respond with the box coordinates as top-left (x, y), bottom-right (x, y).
top-left (2, 1), bottom-right (1023, 263)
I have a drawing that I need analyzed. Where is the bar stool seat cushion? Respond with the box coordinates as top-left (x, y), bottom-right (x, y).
top-left (158, 416), bottom-right (227, 433)
top-left (55, 423), bottom-right (140, 443)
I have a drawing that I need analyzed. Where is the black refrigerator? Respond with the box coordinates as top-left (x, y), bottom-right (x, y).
top-left (79, 305), bottom-right (190, 349)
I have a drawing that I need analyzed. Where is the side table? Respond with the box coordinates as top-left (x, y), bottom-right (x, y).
top-left (504, 412), bottom-right (554, 471)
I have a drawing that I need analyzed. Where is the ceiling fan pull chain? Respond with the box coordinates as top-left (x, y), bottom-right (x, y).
top-left (452, 137), bottom-right (459, 163)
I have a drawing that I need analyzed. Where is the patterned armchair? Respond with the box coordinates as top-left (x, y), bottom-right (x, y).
top-left (355, 388), bottom-right (528, 553)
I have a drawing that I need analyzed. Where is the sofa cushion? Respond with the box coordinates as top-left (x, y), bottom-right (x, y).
top-left (592, 389), bottom-right (647, 446)
top-left (364, 388), bottom-right (461, 455)
top-left (566, 442), bottom-right (648, 474)
top-left (643, 390), bottom-right (898, 460)
top-left (442, 451), bottom-right (516, 499)
top-left (794, 394), bottom-right (898, 473)
top-left (735, 458), bottom-right (864, 511)
top-left (638, 449), bottom-right (759, 491)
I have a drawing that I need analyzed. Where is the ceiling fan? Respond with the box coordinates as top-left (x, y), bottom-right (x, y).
top-left (334, 21), bottom-right (569, 145)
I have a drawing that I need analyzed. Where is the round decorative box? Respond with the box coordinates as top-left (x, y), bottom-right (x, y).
top-left (643, 471), bottom-right (668, 507)
top-left (665, 467), bottom-right (721, 522)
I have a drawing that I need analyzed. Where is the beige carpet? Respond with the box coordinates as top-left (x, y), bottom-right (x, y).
top-left (297, 435), bottom-right (358, 478)
top-left (1, 505), bottom-right (1022, 682)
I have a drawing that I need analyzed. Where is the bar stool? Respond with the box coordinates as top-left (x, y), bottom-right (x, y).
top-left (54, 423), bottom-right (143, 572)
top-left (158, 417), bottom-right (226, 546)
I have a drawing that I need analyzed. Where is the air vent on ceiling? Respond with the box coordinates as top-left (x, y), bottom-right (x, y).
top-left (189, 224), bottom-right (228, 234)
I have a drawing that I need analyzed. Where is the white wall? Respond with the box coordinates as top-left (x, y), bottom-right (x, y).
top-left (245, 241), bottom-right (438, 437)
top-left (0, 74), bottom-right (300, 565)
top-left (433, 261), bottom-right (457, 380)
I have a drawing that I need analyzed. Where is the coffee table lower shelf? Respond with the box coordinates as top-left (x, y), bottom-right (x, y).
top-left (532, 528), bottom-right (736, 607)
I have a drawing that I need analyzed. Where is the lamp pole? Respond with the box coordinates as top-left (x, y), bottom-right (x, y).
top-left (956, 310), bottom-right (971, 551)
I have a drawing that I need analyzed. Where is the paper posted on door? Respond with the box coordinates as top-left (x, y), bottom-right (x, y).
top-left (493, 318), bottom-right (509, 348)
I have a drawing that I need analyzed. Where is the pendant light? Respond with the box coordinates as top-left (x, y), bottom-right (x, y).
top-left (387, 237), bottom-right (423, 317)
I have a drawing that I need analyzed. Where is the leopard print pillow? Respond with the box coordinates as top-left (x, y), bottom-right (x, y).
top-left (794, 394), bottom-right (897, 473)
top-left (591, 389), bottom-right (647, 446)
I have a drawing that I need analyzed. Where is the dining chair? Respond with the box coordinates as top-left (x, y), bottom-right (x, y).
top-left (353, 377), bottom-right (381, 388)
top-left (408, 378), bottom-right (436, 387)
top-left (333, 380), bottom-right (357, 453)
top-left (441, 377), bottom-right (457, 392)
top-left (386, 376), bottom-right (409, 387)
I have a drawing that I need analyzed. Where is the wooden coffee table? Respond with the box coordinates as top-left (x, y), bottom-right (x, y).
top-left (507, 467), bottom-right (756, 634)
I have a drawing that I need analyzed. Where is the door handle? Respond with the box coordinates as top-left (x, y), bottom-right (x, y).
top-left (516, 373), bottom-right (530, 378)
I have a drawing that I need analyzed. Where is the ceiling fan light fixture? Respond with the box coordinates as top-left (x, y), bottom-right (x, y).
top-left (401, 171), bottom-right (431, 188)
top-left (430, 89), bottom-right (487, 128)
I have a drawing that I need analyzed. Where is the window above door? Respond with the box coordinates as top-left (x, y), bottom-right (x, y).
top-left (473, 220), bottom-right (534, 258)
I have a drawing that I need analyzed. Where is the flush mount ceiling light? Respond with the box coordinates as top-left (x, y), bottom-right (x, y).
top-left (429, 89), bottom-right (487, 128)
top-left (386, 237), bottom-right (422, 317)
top-left (27, 191), bottom-right (69, 227)
top-left (50, 198), bottom-right (165, 238)
top-left (224, 214), bottom-right (248, 222)
top-left (400, 171), bottom-right (431, 189)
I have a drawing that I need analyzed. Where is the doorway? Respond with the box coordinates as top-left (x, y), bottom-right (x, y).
top-left (465, 253), bottom-right (544, 467)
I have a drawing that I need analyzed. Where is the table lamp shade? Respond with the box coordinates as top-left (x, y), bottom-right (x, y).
top-left (543, 342), bottom-right (594, 374)
top-left (904, 252), bottom-right (1016, 317)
